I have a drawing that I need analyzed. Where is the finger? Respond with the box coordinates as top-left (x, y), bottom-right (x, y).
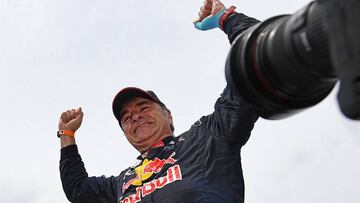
top-left (202, 0), bottom-right (212, 9)
top-left (193, 16), bottom-right (206, 24)
top-left (65, 110), bottom-right (72, 121)
top-left (201, 9), bottom-right (212, 17)
top-left (207, 0), bottom-right (215, 4)
top-left (211, 7), bottom-right (224, 17)
top-left (199, 5), bottom-right (212, 16)
top-left (194, 0), bottom-right (212, 23)
top-left (196, 9), bottom-right (211, 22)
top-left (213, 0), bottom-right (225, 11)
top-left (71, 109), bottom-right (76, 119)
top-left (200, 4), bottom-right (212, 15)
top-left (61, 112), bottom-right (68, 123)
top-left (75, 107), bottom-right (84, 119)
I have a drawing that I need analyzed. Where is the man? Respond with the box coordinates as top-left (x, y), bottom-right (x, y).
top-left (59, 0), bottom-right (260, 202)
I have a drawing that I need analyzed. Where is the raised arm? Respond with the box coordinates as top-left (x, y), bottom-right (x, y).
top-left (209, 86), bottom-right (259, 146)
top-left (58, 108), bottom-right (83, 148)
top-left (194, 0), bottom-right (260, 43)
top-left (58, 108), bottom-right (117, 203)
top-left (193, 0), bottom-right (260, 145)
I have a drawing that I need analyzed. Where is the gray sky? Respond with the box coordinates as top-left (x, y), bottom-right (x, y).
top-left (1, 0), bottom-right (359, 202)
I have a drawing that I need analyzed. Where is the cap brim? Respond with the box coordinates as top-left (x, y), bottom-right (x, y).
top-left (112, 87), bottom-right (158, 121)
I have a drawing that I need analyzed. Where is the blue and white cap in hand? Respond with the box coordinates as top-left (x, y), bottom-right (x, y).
top-left (194, 8), bottom-right (226, 31)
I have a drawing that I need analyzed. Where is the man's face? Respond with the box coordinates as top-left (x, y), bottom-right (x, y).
top-left (120, 97), bottom-right (173, 152)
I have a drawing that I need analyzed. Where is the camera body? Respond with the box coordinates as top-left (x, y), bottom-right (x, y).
top-left (225, 0), bottom-right (360, 120)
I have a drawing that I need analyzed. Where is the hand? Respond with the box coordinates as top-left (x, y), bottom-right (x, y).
top-left (193, 0), bottom-right (226, 31)
top-left (58, 107), bottom-right (84, 132)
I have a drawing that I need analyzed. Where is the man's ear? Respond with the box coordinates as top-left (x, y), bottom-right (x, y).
top-left (165, 108), bottom-right (175, 133)
top-left (165, 108), bottom-right (173, 121)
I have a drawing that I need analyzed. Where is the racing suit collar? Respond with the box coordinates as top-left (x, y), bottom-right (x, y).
top-left (137, 136), bottom-right (176, 160)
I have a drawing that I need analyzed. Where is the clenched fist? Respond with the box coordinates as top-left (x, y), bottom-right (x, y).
top-left (194, 0), bottom-right (226, 23)
top-left (193, 0), bottom-right (226, 30)
top-left (58, 107), bottom-right (84, 132)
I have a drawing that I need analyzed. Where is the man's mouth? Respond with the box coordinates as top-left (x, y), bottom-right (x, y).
top-left (134, 122), bottom-right (151, 134)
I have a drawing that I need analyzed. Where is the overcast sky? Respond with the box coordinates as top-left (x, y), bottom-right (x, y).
top-left (1, 0), bottom-right (359, 202)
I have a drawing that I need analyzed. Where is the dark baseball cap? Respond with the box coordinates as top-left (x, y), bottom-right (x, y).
top-left (112, 87), bottom-right (166, 123)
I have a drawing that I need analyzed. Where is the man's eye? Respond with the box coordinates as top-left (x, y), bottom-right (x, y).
top-left (141, 106), bottom-right (150, 111)
top-left (122, 115), bottom-right (130, 123)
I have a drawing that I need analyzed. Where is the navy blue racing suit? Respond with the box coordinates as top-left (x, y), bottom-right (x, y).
top-left (60, 13), bottom-right (260, 203)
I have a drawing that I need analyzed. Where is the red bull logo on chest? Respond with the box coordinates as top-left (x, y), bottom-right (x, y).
top-left (122, 152), bottom-right (177, 193)
top-left (120, 165), bottom-right (182, 203)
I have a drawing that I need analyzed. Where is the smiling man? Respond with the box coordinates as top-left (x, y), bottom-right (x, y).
top-left (114, 88), bottom-right (174, 153)
top-left (58, 0), bottom-right (260, 202)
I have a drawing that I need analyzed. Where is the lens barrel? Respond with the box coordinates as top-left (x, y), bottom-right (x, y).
top-left (225, 1), bottom-right (338, 119)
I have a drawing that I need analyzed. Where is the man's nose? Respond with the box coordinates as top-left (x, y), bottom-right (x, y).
top-left (132, 112), bottom-right (142, 122)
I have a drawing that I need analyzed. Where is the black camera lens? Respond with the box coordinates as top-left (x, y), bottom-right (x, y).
top-left (225, 1), bottom-right (338, 119)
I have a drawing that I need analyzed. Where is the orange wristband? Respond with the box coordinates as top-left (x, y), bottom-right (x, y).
top-left (57, 130), bottom-right (75, 138)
